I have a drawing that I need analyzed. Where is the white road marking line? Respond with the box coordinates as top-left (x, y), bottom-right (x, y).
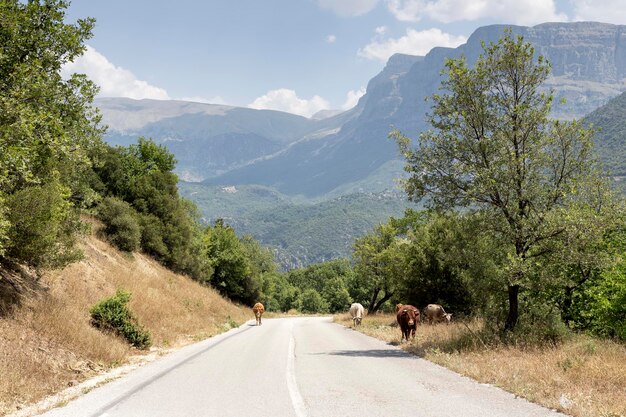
top-left (287, 326), bottom-right (307, 417)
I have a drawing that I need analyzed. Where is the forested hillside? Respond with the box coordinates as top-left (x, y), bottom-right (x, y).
top-left (180, 183), bottom-right (412, 269)
top-left (584, 91), bottom-right (626, 177)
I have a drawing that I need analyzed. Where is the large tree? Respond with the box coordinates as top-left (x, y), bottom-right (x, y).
top-left (0, 0), bottom-right (104, 265)
top-left (392, 31), bottom-right (606, 330)
top-left (352, 223), bottom-right (407, 314)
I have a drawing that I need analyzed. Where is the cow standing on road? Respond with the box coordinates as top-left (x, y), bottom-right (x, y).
top-left (396, 305), bottom-right (420, 342)
top-left (349, 303), bottom-right (365, 326)
top-left (252, 302), bottom-right (265, 326)
top-left (424, 304), bottom-right (452, 324)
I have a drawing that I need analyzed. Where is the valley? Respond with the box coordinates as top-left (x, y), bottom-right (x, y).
top-left (96, 21), bottom-right (626, 268)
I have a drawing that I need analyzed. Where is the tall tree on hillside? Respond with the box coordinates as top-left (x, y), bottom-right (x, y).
top-left (392, 31), bottom-right (607, 331)
top-left (0, 0), bottom-right (104, 264)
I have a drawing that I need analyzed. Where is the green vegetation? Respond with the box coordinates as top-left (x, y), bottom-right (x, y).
top-left (97, 197), bottom-right (141, 252)
top-left (179, 182), bottom-right (410, 269)
top-left (1, 2), bottom-right (624, 354)
top-left (89, 290), bottom-right (152, 349)
top-left (392, 31), bottom-right (611, 331)
top-left (584, 91), bottom-right (626, 177)
top-left (0, 1), bottom-right (279, 311)
top-left (0, 0), bottom-right (103, 267)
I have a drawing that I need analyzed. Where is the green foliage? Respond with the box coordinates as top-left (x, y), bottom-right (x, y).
top-left (583, 91), bottom-right (626, 177)
top-left (92, 138), bottom-right (210, 281)
top-left (395, 212), bottom-right (478, 315)
top-left (321, 276), bottom-right (352, 313)
top-left (285, 259), bottom-right (354, 313)
top-left (89, 290), bottom-right (152, 349)
top-left (5, 181), bottom-right (84, 268)
top-left (97, 197), bottom-right (141, 252)
top-left (179, 182), bottom-right (411, 269)
top-left (204, 220), bottom-right (253, 303)
top-left (0, 1), bottom-right (104, 267)
top-left (0, 1), bottom-right (103, 194)
top-left (392, 30), bottom-right (607, 331)
top-left (573, 240), bottom-right (626, 341)
top-left (352, 223), bottom-right (406, 313)
top-left (0, 196), bottom-right (9, 257)
top-left (297, 288), bottom-right (328, 314)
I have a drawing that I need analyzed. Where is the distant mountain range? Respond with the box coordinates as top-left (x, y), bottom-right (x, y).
top-left (95, 21), bottom-right (626, 267)
top-left (98, 22), bottom-right (626, 197)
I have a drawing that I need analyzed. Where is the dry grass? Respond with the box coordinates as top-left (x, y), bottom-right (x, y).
top-left (336, 313), bottom-right (626, 417)
top-left (0, 221), bottom-right (250, 416)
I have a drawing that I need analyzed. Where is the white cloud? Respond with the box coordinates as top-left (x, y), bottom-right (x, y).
top-left (571, 0), bottom-right (626, 24)
top-left (62, 45), bottom-right (169, 100)
top-left (342, 87), bottom-right (366, 110)
top-left (375, 26), bottom-right (388, 35)
top-left (358, 28), bottom-right (467, 61)
top-left (326, 34), bottom-right (337, 43)
top-left (248, 89), bottom-right (331, 117)
top-left (386, 0), bottom-right (567, 25)
top-left (317, 0), bottom-right (380, 16)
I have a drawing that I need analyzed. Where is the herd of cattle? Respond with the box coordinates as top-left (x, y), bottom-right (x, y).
top-left (350, 302), bottom-right (452, 342)
top-left (250, 301), bottom-right (451, 342)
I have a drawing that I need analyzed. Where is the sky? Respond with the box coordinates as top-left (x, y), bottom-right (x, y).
top-left (62, 0), bottom-right (626, 117)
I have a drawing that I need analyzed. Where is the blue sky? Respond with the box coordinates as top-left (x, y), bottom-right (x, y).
top-left (62, 0), bottom-right (626, 117)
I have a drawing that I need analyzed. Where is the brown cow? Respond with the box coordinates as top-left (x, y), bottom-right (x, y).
top-left (424, 304), bottom-right (452, 324)
top-left (396, 305), bottom-right (420, 342)
top-left (395, 303), bottom-right (404, 313)
top-left (252, 302), bottom-right (265, 326)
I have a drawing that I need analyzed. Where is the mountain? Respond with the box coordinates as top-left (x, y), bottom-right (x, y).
top-left (96, 97), bottom-right (346, 181)
top-left (210, 22), bottom-right (626, 197)
top-left (94, 22), bottom-right (626, 268)
top-left (583, 90), bottom-right (626, 178)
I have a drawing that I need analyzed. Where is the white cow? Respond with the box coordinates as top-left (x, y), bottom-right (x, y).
top-left (424, 304), bottom-right (452, 324)
top-left (349, 303), bottom-right (365, 326)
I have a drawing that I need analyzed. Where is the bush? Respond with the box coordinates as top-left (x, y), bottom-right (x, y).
top-left (297, 288), bottom-right (328, 313)
top-left (90, 290), bottom-right (152, 349)
top-left (579, 265), bottom-right (626, 341)
top-left (5, 181), bottom-right (84, 268)
top-left (98, 197), bottom-right (141, 252)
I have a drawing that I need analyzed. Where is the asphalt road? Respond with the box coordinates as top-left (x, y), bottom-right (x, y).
top-left (39, 317), bottom-right (565, 417)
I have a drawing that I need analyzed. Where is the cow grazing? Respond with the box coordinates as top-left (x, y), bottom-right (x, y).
top-left (349, 303), bottom-right (365, 326)
top-left (252, 302), bottom-right (265, 326)
top-left (424, 304), bottom-right (452, 324)
top-left (396, 305), bottom-right (420, 342)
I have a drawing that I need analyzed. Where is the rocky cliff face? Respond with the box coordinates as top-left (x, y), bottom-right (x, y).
top-left (99, 23), bottom-right (626, 197)
top-left (213, 22), bottom-right (626, 196)
top-left (367, 22), bottom-right (626, 133)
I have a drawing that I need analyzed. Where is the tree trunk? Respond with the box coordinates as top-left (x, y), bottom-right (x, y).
top-left (367, 288), bottom-right (380, 315)
top-left (504, 284), bottom-right (519, 331)
top-left (371, 291), bottom-right (394, 314)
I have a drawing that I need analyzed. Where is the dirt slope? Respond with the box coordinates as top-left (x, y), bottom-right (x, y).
top-left (0, 221), bottom-right (250, 415)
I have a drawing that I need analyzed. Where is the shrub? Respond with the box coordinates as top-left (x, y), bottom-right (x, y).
top-left (89, 290), bottom-right (152, 349)
top-left (298, 288), bottom-right (328, 313)
top-left (5, 181), bottom-right (84, 268)
top-left (98, 197), bottom-right (141, 252)
top-left (580, 265), bottom-right (626, 341)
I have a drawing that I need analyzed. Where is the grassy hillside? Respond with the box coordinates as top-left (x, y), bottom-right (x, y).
top-left (0, 219), bottom-right (249, 416)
